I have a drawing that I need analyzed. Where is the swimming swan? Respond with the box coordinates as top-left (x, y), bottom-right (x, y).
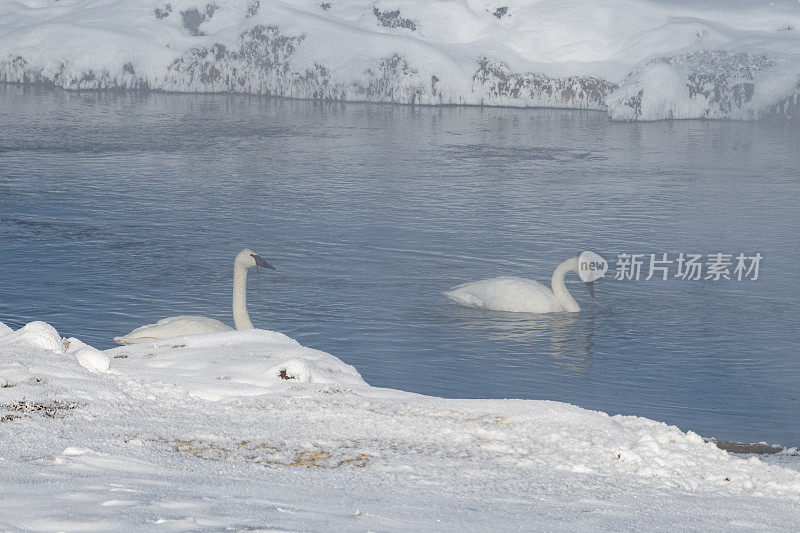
top-left (113, 248), bottom-right (274, 344)
top-left (444, 257), bottom-right (594, 313)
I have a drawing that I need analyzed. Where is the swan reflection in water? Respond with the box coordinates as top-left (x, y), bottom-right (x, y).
top-left (444, 304), bottom-right (596, 374)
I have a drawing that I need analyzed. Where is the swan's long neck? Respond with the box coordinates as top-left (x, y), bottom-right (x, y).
top-left (232, 261), bottom-right (254, 330)
top-left (551, 257), bottom-right (580, 312)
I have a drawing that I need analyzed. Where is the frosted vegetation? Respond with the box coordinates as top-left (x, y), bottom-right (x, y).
top-left (1, 319), bottom-right (800, 529)
top-left (2, 0), bottom-right (799, 120)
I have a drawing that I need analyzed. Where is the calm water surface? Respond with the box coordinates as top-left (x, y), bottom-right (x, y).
top-left (1, 85), bottom-right (798, 445)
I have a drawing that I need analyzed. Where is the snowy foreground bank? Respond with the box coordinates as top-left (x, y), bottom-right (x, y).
top-left (1, 320), bottom-right (800, 530)
top-left (3, 0), bottom-right (800, 120)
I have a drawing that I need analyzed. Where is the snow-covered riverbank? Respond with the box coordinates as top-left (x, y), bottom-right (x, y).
top-left (1, 319), bottom-right (799, 530)
top-left (2, 0), bottom-right (800, 120)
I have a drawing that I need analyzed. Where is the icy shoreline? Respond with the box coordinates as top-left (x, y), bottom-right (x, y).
top-left (1, 319), bottom-right (799, 530)
top-left (2, 0), bottom-right (800, 120)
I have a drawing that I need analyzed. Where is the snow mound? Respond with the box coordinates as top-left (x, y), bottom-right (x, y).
top-left (0, 321), bottom-right (64, 353)
top-left (105, 329), bottom-right (367, 400)
top-left (65, 337), bottom-right (111, 374)
top-left (0, 322), bottom-right (102, 416)
top-left (2, 0), bottom-right (800, 120)
top-left (0, 320), bottom-right (800, 527)
top-left (607, 51), bottom-right (800, 120)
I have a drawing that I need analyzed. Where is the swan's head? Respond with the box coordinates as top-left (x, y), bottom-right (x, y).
top-left (236, 248), bottom-right (275, 270)
top-left (584, 280), bottom-right (595, 298)
top-left (575, 251), bottom-right (607, 299)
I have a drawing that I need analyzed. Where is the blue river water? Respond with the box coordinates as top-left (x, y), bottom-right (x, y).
top-left (1, 85), bottom-right (798, 445)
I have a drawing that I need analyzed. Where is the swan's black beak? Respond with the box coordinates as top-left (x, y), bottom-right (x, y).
top-left (251, 254), bottom-right (275, 270)
top-left (584, 281), bottom-right (595, 299)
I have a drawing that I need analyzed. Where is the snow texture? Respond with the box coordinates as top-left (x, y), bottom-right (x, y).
top-left (1, 318), bottom-right (799, 530)
top-left (2, 0), bottom-right (800, 120)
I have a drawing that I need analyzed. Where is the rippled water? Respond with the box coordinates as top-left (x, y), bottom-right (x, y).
top-left (1, 85), bottom-right (798, 445)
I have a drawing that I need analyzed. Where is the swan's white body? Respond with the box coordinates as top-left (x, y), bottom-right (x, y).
top-left (114, 249), bottom-right (273, 345)
top-left (444, 258), bottom-right (586, 313)
top-left (113, 316), bottom-right (233, 344)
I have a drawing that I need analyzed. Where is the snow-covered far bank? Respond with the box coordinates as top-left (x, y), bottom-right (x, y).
top-left (2, 0), bottom-right (800, 121)
top-left (1, 319), bottom-right (800, 530)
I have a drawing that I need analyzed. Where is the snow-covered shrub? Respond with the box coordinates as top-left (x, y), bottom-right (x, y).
top-left (372, 7), bottom-right (417, 31)
top-left (492, 6), bottom-right (508, 19)
top-left (154, 3), bottom-right (172, 19)
top-left (473, 57), bottom-right (613, 109)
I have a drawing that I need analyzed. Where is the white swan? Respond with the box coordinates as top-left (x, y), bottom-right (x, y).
top-left (113, 249), bottom-right (274, 345)
top-left (444, 257), bottom-right (594, 313)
